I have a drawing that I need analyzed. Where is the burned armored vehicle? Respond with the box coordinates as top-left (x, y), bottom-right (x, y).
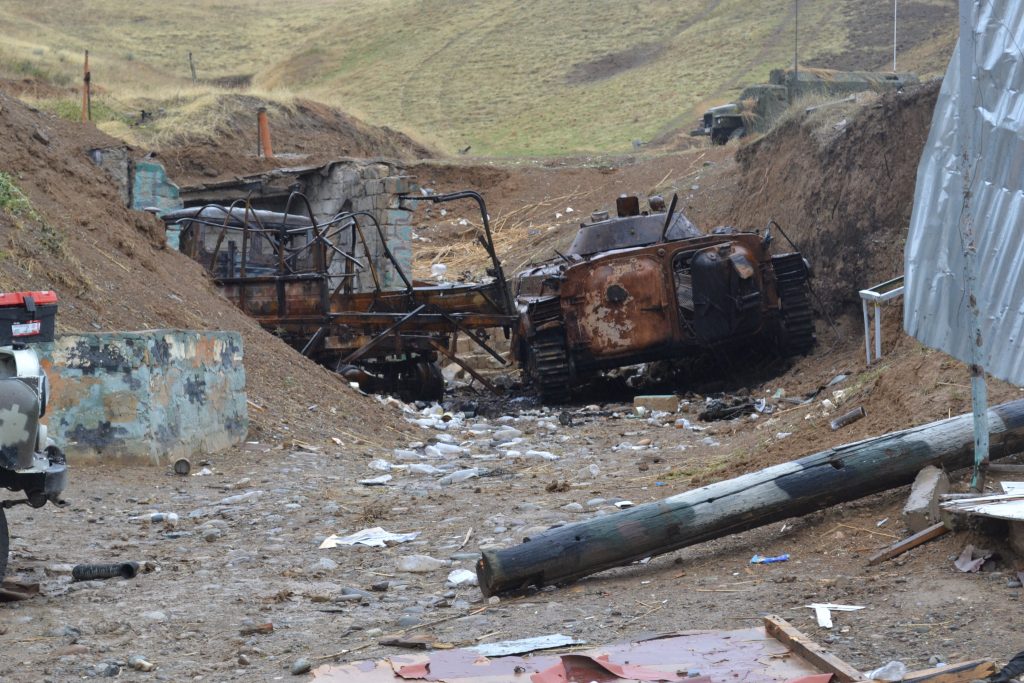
top-left (0, 291), bottom-right (67, 579)
top-left (514, 195), bottom-right (813, 403)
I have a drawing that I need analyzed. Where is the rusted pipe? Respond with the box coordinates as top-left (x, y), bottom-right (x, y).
top-left (257, 107), bottom-right (274, 158)
top-left (72, 562), bottom-right (139, 581)
top-left (830, 406), bottom-right (866, 431)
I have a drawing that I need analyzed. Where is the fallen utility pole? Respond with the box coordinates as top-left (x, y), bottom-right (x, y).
top-left (477, 399), bottom-right (1024, 596)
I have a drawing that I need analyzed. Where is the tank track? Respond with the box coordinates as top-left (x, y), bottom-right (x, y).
top-left (773, 253), bottom-right (815, 356)
top-left (525, 298), bottom-right (573, 404)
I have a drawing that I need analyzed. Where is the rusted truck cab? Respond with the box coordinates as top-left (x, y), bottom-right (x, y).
top-left (515, 196), bottom-right (813, 403)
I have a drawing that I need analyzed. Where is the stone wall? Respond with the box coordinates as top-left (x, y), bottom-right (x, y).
top-left (303, 160), bottom-right (417, 292)
top-left (36, 331), bottom-right (247, 464)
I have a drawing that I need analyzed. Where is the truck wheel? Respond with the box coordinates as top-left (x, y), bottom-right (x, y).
top-left (0, 508), bottom-right (8, 581)
top-left (729, 126), bottom-right (747, 141)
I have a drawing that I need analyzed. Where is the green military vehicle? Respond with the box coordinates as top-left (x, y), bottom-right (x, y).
top-left (693, 68), bottom-right (920, 144)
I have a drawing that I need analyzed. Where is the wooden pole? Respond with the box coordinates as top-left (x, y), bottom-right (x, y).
top-left (188, 51), bottom-right (197, 85)
top-left (476, 399), bottom-right (1024, 596)
top-left (257, 108), bottom-right (274, 159)
top-left (81, 50), bottom-right (91, 123)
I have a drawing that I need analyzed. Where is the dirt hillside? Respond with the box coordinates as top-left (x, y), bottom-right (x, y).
top-left (715, 82), bottom-right (942, 313)
top-left (0, 88), bottom-right (413, 445)
top-left (143, 95), bottom-right (435, 187)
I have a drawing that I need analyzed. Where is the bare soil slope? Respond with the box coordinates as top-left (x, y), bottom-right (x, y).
top-left (0, 89), bottom-right (412, 444)
top-left (145, 95), bottom-right (434, 187)
top-left (719, 82), bottom-right (942, 313)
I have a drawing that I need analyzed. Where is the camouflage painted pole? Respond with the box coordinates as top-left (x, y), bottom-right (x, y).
top-left (477, 399), bottom-right (1024, 596)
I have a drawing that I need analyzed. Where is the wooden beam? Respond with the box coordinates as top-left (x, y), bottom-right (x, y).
top-left (902, 660), bottom-right (995, 682)
top-left (985, 463), bottom-right (1024, 473)
top-left (763, 615), bottom-right (865, 682)
top-left (867, 522), bottom-right (949, 566)
top-left (477, 400), bottom-right (1024, 596)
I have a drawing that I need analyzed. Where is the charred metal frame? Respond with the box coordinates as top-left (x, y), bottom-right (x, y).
top-left (170, 190), bottom-right (517, 396)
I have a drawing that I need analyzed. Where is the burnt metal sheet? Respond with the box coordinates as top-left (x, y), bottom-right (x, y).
top-left (562, 254), bottom-right (672, 357)
top-left (310, 627), bottom-right (831, 682)
top-left (903, 0), bottom-right (1024, 385)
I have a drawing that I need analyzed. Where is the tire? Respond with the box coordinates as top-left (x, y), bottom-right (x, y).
top-left (728, 126), bottom-right (747, 141)
top-left (0, 507), bottom-right (8, 581)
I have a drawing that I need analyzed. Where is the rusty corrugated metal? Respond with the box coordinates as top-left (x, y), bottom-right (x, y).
top-left (904, 0), bottom-right (1024, 385)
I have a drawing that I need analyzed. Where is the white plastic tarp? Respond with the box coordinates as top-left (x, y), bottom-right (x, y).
top-left (904, 0), bottom-right (1024, 386)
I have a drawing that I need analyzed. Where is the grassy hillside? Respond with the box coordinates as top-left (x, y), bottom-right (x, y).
top-left (0, 0), bottom-right (956, 156)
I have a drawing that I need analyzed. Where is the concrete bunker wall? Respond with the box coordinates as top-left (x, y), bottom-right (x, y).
top-left (36, 330), bottom-right (247, 464)
top-left (303, 160), bottom-right (417, 292)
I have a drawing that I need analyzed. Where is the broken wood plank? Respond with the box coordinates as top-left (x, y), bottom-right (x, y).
top-left (901, 659), bottom-right (995, 682)
top-left (867, 522), bottom-right (950, 566)
top-left (477, 399), bottom-right (1024, 596)
top-left (763, 615), bottom-right (864, 682)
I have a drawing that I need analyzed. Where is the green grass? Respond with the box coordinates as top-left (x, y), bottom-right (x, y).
top-left (0, 172), bottom-right (40, 221)
top-left (33, 96), bottom-right (131, 125)
top-left (0, 0), bottom-right (956, 157)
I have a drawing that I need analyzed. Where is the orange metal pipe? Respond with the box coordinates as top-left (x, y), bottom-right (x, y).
top-left (257, 108), bottom-right (274, 158)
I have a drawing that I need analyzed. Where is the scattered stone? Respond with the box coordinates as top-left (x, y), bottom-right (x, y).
top-left (127, 654), bottom-right (156, 672)
top-left (903, 465), bottom-right (950, 533)
top-left (397, 614), bottom-right (421, 628)
top-left (291, 657), bottom-right (313, 675)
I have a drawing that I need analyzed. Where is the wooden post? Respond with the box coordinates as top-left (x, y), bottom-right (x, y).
top-left (188, 51), bottom-right (197, 85)
top-left (81, 50), bottom-right (91, 123)
top-left (477, 399), bottom-right (1024, 596)
top-left (257, 108), bottom-right (274, 159)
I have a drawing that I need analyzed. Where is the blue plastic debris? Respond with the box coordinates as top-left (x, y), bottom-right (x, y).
top-left (750, 553), bottom-right (790, 564)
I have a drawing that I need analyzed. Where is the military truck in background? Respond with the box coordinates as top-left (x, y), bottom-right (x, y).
top-left (692, 68), bottom-right (920, 144)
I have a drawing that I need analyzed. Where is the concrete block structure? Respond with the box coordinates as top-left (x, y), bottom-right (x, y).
top-left (36, 331), bottom-right (247, 464)
top-left (178, 158), bottom-right (418, 292)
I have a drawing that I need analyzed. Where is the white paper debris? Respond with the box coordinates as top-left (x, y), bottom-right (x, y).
top-left (469, 634), bottom-right (584, 657)
top-left (319, 527), bottom-right (419, 549)
top-left (805, 603), bottom-right (865, 629)
top-left (446, 568), bottom-right (478, 587)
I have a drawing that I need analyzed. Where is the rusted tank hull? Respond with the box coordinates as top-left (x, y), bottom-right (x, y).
top-left (515, 197), bottom-right (813, 403)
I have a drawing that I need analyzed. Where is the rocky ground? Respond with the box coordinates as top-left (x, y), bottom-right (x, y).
top-left (3, 328), bottom-right (1023, 682)
top-left (2, 74), bottom-right (1022, 683)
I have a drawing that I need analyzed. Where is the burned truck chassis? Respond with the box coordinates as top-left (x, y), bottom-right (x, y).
top-left (167, 191), bottom-right (517, 401)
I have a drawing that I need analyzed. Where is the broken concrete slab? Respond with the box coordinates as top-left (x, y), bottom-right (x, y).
top-left (902, 465), bottom-right (949, 532)
top-left (633, 395), bottom-right (679, 414)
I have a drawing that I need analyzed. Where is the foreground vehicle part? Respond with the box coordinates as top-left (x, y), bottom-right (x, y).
top-left (515, 195), bottom-right (814, 403)
top-left (0, 291), bottom-right (67, 580)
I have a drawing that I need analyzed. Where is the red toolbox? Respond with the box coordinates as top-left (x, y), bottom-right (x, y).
top-left (0, 291), bottom-right (58, 345)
